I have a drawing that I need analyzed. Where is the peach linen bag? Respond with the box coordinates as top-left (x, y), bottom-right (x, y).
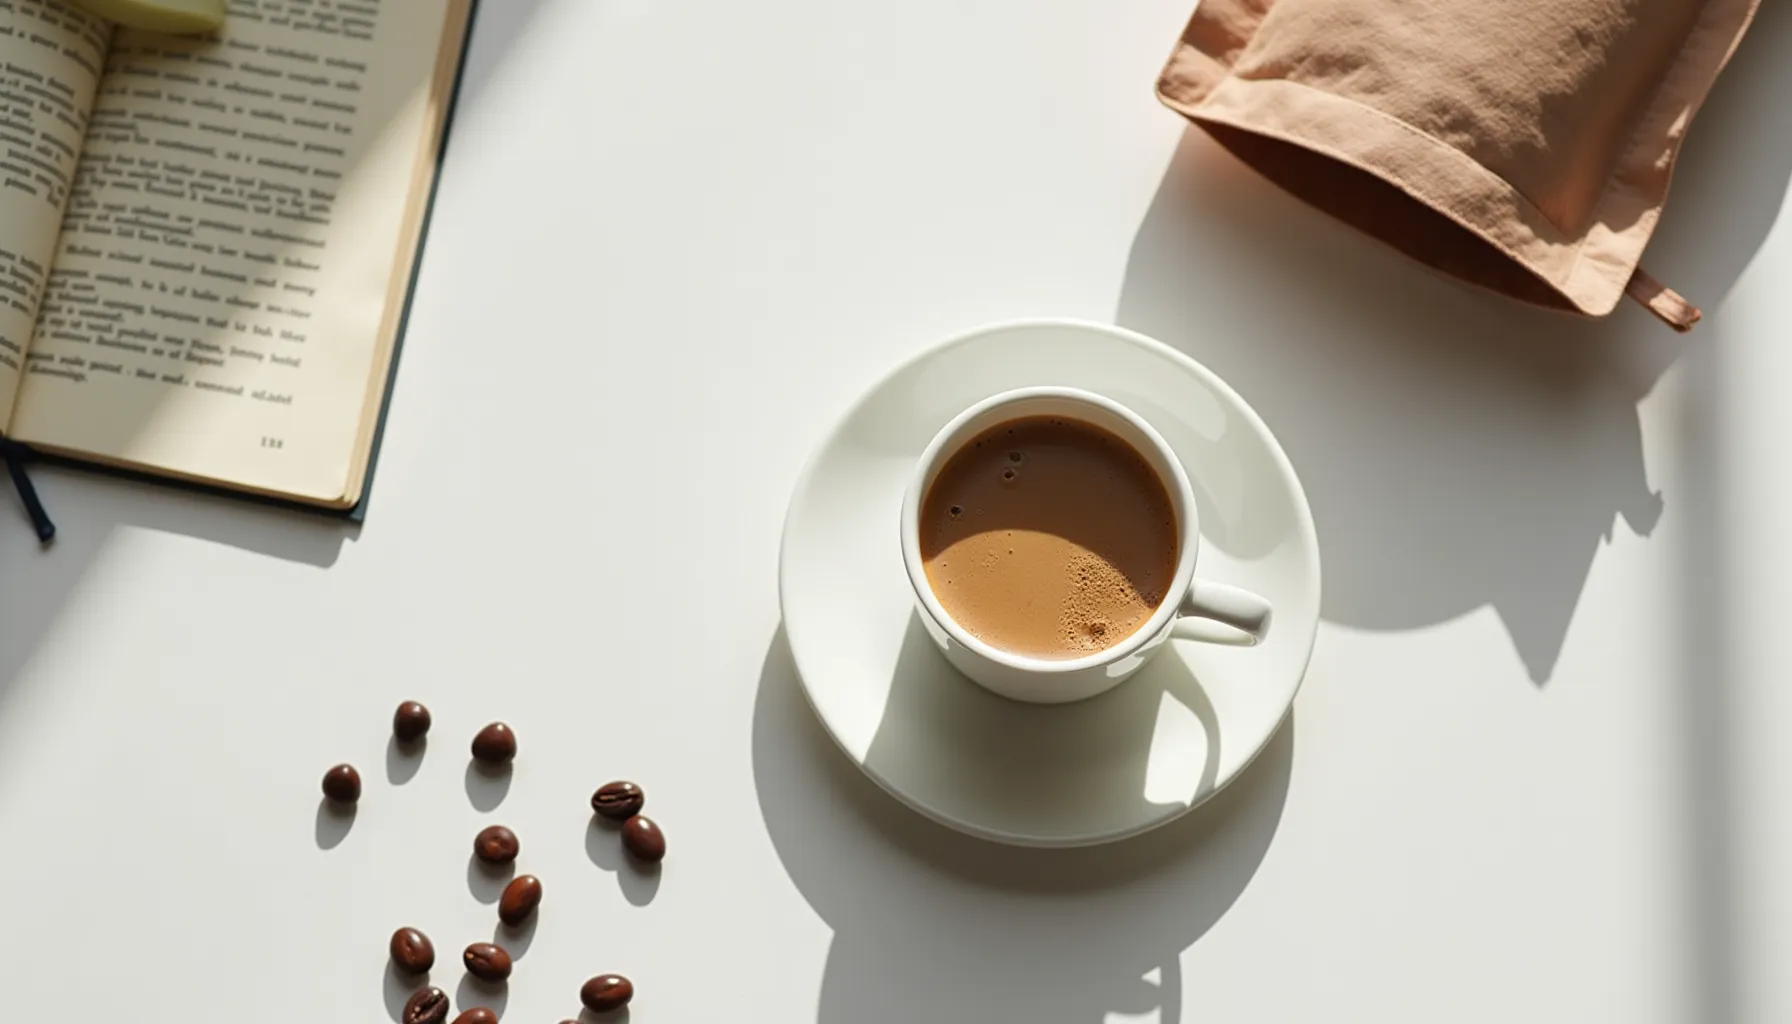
top-left (1157, 0), bottom-right (1761, 331)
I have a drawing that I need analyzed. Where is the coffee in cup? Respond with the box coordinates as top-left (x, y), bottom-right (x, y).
top-left (900, 386), bottom-right (1272, 704)
top-left (918, 415), bottom-right (1178, 659)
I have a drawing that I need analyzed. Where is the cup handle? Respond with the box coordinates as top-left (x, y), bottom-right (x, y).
top-left (1169, 579), bottom-right (1272, 646)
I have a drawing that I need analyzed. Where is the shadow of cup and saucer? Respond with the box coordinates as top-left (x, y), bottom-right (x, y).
top-left (754, 624), bottom-right (1294, 1024)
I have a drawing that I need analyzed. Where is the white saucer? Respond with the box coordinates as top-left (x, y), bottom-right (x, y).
top-left (778, 320), bottom-right (1320, 847)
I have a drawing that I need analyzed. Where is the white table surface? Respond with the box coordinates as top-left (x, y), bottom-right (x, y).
top-left (3, 2), bottom-right (1789, 1021)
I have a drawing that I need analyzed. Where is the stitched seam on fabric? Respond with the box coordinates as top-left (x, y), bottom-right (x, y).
top-left (1236, 74), bottom-right (1569, 238)
top-left (1567, 0), bottom-right (1760, 298)
top-left (1562, 6), bottom-right (1708, 294)
top-left (1154, 1), bottom-right (1279, 113)
top-left (1188, 76), bottom-right (1575, 295)
top-left (1188, 109), bottom-right (1557, 293)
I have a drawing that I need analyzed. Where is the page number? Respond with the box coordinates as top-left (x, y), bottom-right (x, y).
top-left (261, 437), bottom-right (285, 450)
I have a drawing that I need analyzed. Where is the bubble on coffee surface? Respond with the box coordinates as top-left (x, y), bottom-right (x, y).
top-left (1060, 552), bottom-right (1155, 653)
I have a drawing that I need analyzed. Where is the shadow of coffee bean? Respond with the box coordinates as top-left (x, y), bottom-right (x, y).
top-left (495, 914), bottom-right (537, 959)
top-left (584, 817), bottom-right (661, 905)
top-left (584, 818), bottom-right (624, 870)
top-left (386, 735), bottom-right (425, 785)
top-left (382, 964), bottom-right (423, 1024)
top-left (455, 974), bottom-right (508, 1019)
top-left (314, 798), bottom-right (355, 850)
top-left (618, 862), bottom-right (660, 907)
top-left (466, 851), bottom-right (516, 905)
top-left (463, 760), bottom-right (512, 812)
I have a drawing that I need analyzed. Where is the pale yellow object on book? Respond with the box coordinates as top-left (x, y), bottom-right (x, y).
top-left (0, 0), bottom-right (476, 529)
top-left (68, 0), bottom-right (223, 33)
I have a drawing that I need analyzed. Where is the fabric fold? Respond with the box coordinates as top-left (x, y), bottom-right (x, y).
top-left (1157, 0), bottom-right (1761, 329)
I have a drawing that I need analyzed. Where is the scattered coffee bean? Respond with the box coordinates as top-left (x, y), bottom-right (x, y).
top-left (321, 764), bottom-right (361, 804)
top-left (621, 814), bottom-right (666, 862)
top-left (591, 781), bottom-right (645, 820)
top-left (473, 825), bottom-right (519, 865)
top-left (581, 974), bottom-right (634, 1013)
top-left (451, 1011), bottom-right (497, 1024)
top-left (402, 986), bottom-right (450, 1024)
top-left (389, 927), bottom-right (435, 973)
top-left (470, 723), bottom-right (516, 764)
top-left (497, 874), bottom-right (541, 925)
top-left (394, 701), bottom-right (432, 743)
top-left (461, 942), bottom-right (512, 982)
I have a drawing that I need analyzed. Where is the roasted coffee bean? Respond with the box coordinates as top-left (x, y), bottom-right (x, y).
top-left (321, 764), bottom-right (361, 803)
top-left (389, 927), bottom-right (435, 973)
top-left (497, 874), bottom-right (541, 925)
top-left (581, 974), bottom-right (634, 1013)
top-left (473, 825), bottom-right (519, 865)
top-left (470, 723), bottom-right (516, 764)
top-left (461, 942), bottom-right (512, 982)
top-left (394, 701), bottom-right (432, 743)
top-left (621, 815), bottom-right (666, 862)
top-left (591, 781), bottom-right (644, 820)
top-left (451, 1011), bottom-right (497, 1024)
top-left (402, 986), bottom-right (450, 1024)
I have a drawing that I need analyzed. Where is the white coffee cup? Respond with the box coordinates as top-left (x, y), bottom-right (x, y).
top-left (899, 386), bottom-right (1272, 704)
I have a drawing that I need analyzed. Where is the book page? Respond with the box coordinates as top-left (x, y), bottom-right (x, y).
top-left (9, 0), bottom-right (458, 502)
top-left (0, 0), bottom-right (106, 430)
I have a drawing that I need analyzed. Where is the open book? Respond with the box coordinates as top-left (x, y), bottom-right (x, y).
top-left (0, 0), bottom-right (474, 537)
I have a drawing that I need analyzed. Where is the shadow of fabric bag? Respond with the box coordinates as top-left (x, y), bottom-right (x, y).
top-left (1157, 0), bottom-right (1761, 332)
